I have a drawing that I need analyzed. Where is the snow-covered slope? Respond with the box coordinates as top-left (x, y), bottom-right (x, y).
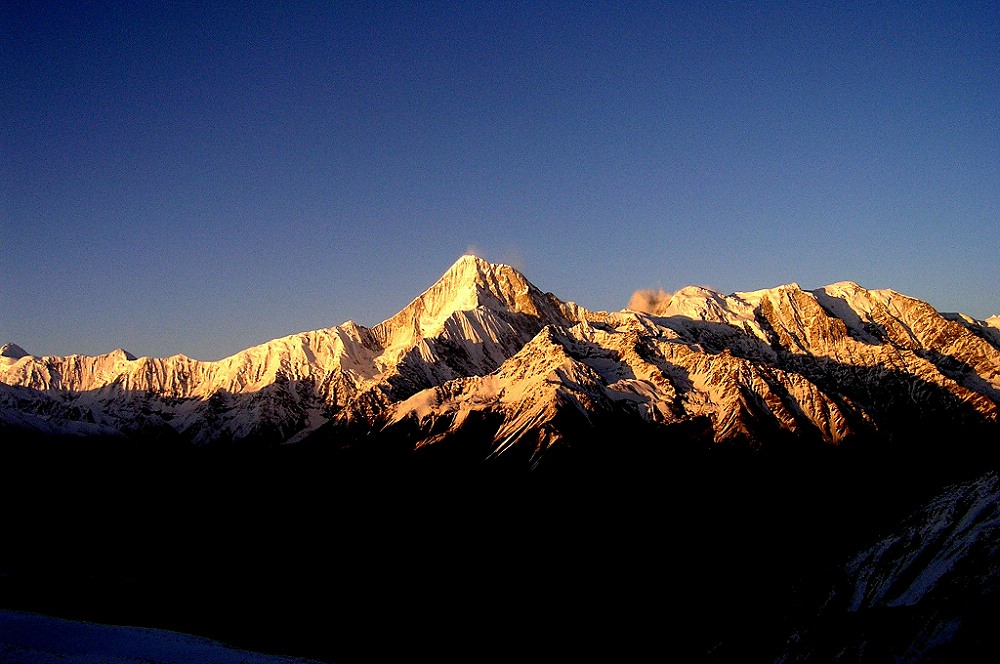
top-left (2, 256), bottom-right (998, 460)
top-left (0, 610), bottom-right (324, 664)
top-left (777, 470), bottom-right (1000, 663)
top-left (382, 276), bottom-right (999, 460)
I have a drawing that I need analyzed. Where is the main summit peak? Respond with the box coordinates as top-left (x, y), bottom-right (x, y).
top-left (371, 255), bottom-right (570, 349)
top-left (432, 253), bottom-right (560, 316)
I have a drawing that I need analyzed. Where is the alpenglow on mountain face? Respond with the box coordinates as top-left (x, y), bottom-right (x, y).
top-left (2, 255), bottom-right (999, 464)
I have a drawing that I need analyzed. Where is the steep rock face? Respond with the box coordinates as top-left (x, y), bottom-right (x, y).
top-left (777, 471), bottom-right (1000, 663)
top-left (2, 256), bottom-right (998, 458)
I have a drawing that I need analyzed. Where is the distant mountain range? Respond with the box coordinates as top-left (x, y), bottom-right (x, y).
top-left (3, 254), bottom-right (998, 465)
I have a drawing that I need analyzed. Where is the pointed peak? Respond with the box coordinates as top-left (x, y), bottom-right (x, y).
top-left (107, 348), bottom-right (137, 361)
top-left (121, 348), bottom-right (137, 361)
top-left (454, 253), bottom-right (486, 266)
top-left (341, 320), bottom-right (366, 333)
top-left (1, 342), bottom-right (29, 359)
top-left (444, 253), bottom-right (488, 276)
top-left (429, 254), bottom-right (535, 305)
top-left (371, 256), bottom-right (567, 351)
top-left (443, 254), bottom-right (522, 281)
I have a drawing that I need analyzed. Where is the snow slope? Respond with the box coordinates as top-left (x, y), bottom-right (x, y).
top-left (0, 610), bottom-right (324, 664)
top-left (778, 471), bottom-right (1000, 663)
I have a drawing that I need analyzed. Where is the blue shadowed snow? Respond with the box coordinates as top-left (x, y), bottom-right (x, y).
top-left (0, 610), bottom-right (326, 664)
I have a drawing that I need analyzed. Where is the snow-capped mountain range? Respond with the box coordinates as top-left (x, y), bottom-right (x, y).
top-left (3, 255), bottom-right (999, 463)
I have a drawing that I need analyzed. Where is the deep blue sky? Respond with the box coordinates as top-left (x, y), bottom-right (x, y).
top-left (4, 1), bottom-right (998, 361)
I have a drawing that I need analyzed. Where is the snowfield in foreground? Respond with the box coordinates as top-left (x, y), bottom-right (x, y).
top-left (0, 610), bottom-right (324, 664)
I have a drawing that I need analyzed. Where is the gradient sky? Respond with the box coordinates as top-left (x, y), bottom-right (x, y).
top-left (3, 1), bottom-right (998, 361)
